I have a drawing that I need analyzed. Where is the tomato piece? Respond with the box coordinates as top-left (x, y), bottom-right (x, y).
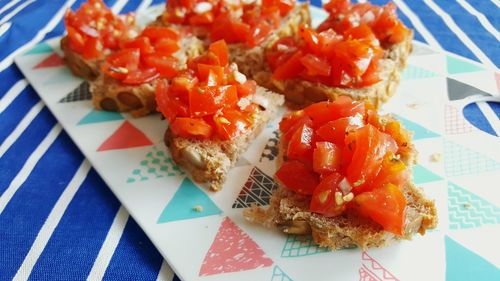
top-left (208, 40), bottom-right (229, 66)
top-left (197, 64), bottom-right (225, 85)
top-left (344, 24), bottom-right (377, 44)
top-left (122, 68), bottom-right (159, 85)
top-left (141, 26), bottom-right (179, 43)
top-left (287, 121), bottom-right (314, 164)
top-left (122, 37), bottom-right (155, 55)
top-left (155, 79), bottom-right (189, 122)
top-left (272, 50), bottom-right (304, 80)
top-left (282, 114), bottom-right (311, 142)
top-left (303, 97), bottom-right (365, 127)
top-left (189, 11), bottom-right (214, 25)
top-left (346, 124), bottom-right (398, 193)
top-left (170, 72), bottom-right (198, 103)
top-left (170, 117), bottom-right (213, 139)
top-left (213, 109), bottom-right (250, 140)
top-left (279, 110), bottom-right (304, 133)
top-left (247, 21), bottom-right (272, 47)
top-left (266, 36), bottom-right (299, 70)
top-left (300, 54), bottom-right (331, 77)
top-left (154, 38), bottom-right (180, 56)
top-left (189, 85), bottom-right (237, 117)
top-left (210, 14), bottom-right (250, 44)
top-left (381, 117), bottom-right (412, 148)
top-left (82, 37), bottom-right (102, 59)
top-left (313, 142), bottom-right (341, 174)
top-left (310, 172), bottom-right (345, 217)
top-left (316, 115), bottom-right (364, 145)
top-left (354, 183), bottom-right (406, 236)
top-left (369, 152), bottom-right (410, 191)
top-left (299, 25), bottom-right (320, 51)
top-left (275, 160), bottom-right (319, 195)
top-left (323, 0), bottom-right (350, 14)
top-left (67, 26), bottom-right (85, 53)
top-left (143, 54), bottom-right (179, 78)
top-left (102, 48), bottom-right (141, 80)
top-left (236, 80), bottom-right (257, 98)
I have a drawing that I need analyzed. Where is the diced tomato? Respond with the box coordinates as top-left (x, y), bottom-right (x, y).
top-left (247, 21), bottom-right (273, 47)
top-left (304, 96), bottom-right (365, 127)
top-left (170, 117), bottom-right (213, 139)
top-left (354, 183), bottom-right (406, 236)
top-left (300, 54), bottom-right (331, 77)
top-left (313, 142), bottom-right (341, 174)
top-left (143, 54), bottom-right (179, 78)
top-left (141, 26), bottom-right (179, 43)
top-left (369, 152), bottom-right (410, 192)
top-left (299, 25), bottom-right (320, 51)
top-left (208, 40), bottom-right (229, 66)
top-left (155, 79), bottom-right (189, 122)
top-left (82, 37), bottom-right (102, 60)
top-left (213, 109), bottom-right (250, 140)
top-left (189, 85), bottom-right (238, 117)
top-left (102, 48), bottom-right (141, 80)
top-left (236, 80), bottom-right (257, 98)
top-left (282, 114), bottom-right (312, 142)
top-left (279, 110), bottom-right (305, 133)
top-left (188, 52), bottom-right (220, 70)
top-left (210, 14), bottom-right (250, 44)
top-left (287, 121), bottom-right (314, 164)
top-left (275, 160), bottom-right (319, 195)
top-left (344, 24), bottom-right (377, 44)
top-left (346, 124), bottom-right (398, 193)
top-left (197, 64), bottom-right (225, 84)
top-left (272, 50), bottom-right (304, 80)
top-left (316, 116), bottom-right (364, 146)
top-left (323, 0), bottom-right (350, 14)
top-left (122, 37), bottom-right (155, 55)
top-left (154, 38), bottom-right (180, 56)
top-left (381, 117), bottom-right (412, 148)
top-left (170, 72), bottom-right (198, 103)
top-left (189, 11), bottom-right (214, 25)
top-left (266, 36), bottom-right (299, 70)
top-left (67, 26), bottom-right (85, 53)
top-left (310, 172), bottom-right (345, 217)
top-left (122, 68), bottom-right (159, 85)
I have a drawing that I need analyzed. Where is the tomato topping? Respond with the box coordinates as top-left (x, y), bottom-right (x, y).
top-left (64, 0), bottom-right (136, 58)
top-left (355, 183), bottom-right (406, 235)
top-left (277, 97), bottom-right (413, 235)
top-left (275, 161), bottom-right (319, 195)
top-left (122, 68), bottom-right (160, 85)
top-left (156, 40), bottom-right (262, 141)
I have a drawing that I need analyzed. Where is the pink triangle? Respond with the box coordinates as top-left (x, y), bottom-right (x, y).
top-left (361, 252), bottom-right (399, 281)
top-left (359, 267), bottom-right (378, 281)
top-left (495, 72), bottom-right (500, 93)
top-left (199, 217), bottom-right (273, 276)
top-left (34, 53), bottom-right (65, 69)
top-left (97, 120), bottom-right (153, 151)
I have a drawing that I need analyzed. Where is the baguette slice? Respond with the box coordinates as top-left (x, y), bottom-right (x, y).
top-left (60, 36), bottom-right (102, 81)
top-left (90, 36), bottom-right (204, 117)
top-left (165, 86), bottom-right (284, 191)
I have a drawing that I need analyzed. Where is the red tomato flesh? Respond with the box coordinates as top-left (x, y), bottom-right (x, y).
top-left (275, 160), bottom-right (319, 195)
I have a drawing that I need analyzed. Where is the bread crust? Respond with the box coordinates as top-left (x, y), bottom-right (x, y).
top-left (164, 86), bottom-right (284, 191)
top-left (60, 36), bottom-right (101, 81)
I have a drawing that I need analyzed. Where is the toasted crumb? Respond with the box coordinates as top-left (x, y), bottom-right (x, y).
top-left (407, 103), bottom-right (419, 109)
top-left (463, 203), bottom-right (471, 209)
top-left (430, 153), bottom-right (442, 162)
top-left (192, 205), bottom-right (204, 212)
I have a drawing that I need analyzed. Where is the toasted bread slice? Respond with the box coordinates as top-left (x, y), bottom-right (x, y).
top-left (90, 36), bottom-right (204, 117)
top-left (60, 36), bottom-right (101, 81)
top-left (164, 86), bottom-right (284, 191)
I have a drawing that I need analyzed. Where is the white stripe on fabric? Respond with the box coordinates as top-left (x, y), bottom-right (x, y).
top-left (0, 79), bottom-right (28, 114)
top-left (0, 0), bottom-right (76, 73)
top-left (492, 0), bottom-right (500, 9)
top-left (0, 100), bottom-right (44, 158)
top-left (137, 0), bottom-right (153, 13)
top-left (156, 261), bottom-right (175, 281)
top-left (0, 0), bottom-right (36, 26)
top-left (477, 102), bottom-right (500, 137)
top-left (12, 160), bottom-right (91, 281)
top-left (111, 0), bottom-right (130, 14)
top-left (0, 124), bottom-right (62, 215)
top-left (87, 206), bottom-right (130, 281)
top-left (423, 0), bottom-right (497, 69)
top-left (393, 0), bottom-right (443, 49)
top-left (0, 21), bottom-right (11, 37)
top-left (457, 0), bottom-right (500, 42)
top-left (0, 0), bottom-right (23, 16)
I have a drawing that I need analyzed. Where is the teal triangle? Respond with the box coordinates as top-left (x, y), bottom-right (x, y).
top-left (157, 177), bottom-right (222, 223)
top-left (447, 181), bottom-right (500, 230)
top-left (395, 115), bottom-right (440, 140)
top-left (447, 56), bottom-right (485, 74)
top-left (413, 165), bottom-right (443, 184)
top-left (402, 64), bottom-right (438, 80)
top-left (445, 236), bottom-right (500, 281)
top-left (25, 42), bottom-right (52, 55)
top-left (77, 109), bottom-right (124, 125)
top-left (271, 265), bottom-right (293, 281)
top-left (444, 140), bottom-right (500, 176)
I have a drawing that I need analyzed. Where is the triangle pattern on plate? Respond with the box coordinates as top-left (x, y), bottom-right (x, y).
top-left (447, 181), bottom-right (500, 230)
top-left (447, 78), bottom-right (492, 101)
top-left (411, 44), bottom-right (436, 56)
top-left (445, 235), bottom-right (500, 281)
top-left (199, 217), bottom-right (273, 276)
top-left (444, 104), bottom-right (476, 135)
top-left (281, 235), bottom-right (330, 257)
top-left (271, 265), bottom-right (293, 281)
top-left (33, 53), bottom-right (65, 69)
top-left (360, 251), bottom-right (399, 281)
top-left (413, 165), bottom-right (443, 184)
top-left (77, 109), bottom-right (123, 125)
top-left (126, 146), bottom-right (184, 183)
top-left (396, 115), bottom-right (440, 140)
top-left (447, 55), bottom-right (485, 74)
top-left (232, 166), bottom-right (278, 208)
top-left (157, 177), bottom-right (221, 223)
top-left (443, 140), bottom-right (500, 176)
top-left (402, 64), bottom-right (438, 80)
top-left (59, 81), bottom-right (91, 103)
top-left (97, 120), bottom-right (153, 151)
top-left (260, 129), bottom-right (279, 162)
top-left (25, 42), bottom-right (52, 55)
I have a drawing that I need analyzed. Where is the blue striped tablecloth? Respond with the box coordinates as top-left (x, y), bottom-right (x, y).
top-left (0, 0), bottom-right (498, 280)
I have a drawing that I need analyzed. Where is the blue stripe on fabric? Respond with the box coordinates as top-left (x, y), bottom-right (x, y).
top-left (152, 0), bottom-right (166, 6)
top-left (404, 0), bottom-right (480, 63)
top-left (0, 132), bottom-right (83, 280)
top-left (0, 86), bottom-right (40, 145)
top-left (102, 218), bottom-right (164, 281)
top-left (0, 66), bottom-right (24, 100)
top-left (0, 0), bottom-right (68, 60)
top-left (463, 102), bottom-right (498, 137)
top-left (467, 0), bottom-right (500, 31)
top-left (433, 0), bottom-right (500, 68)
top-left (121, 0), bottom-right (142, 14)
top-left (0, 107), bottom-right (56, 195)
top-left (28, 169), bottom-right (121, 280)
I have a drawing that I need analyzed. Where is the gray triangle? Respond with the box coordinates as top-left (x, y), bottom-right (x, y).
top-left (412, 43), bottom-right (436, 56)
top-left (447, 78), bottom-right (491, 101)
top-left (59, 81), bottom-right (91, 103)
